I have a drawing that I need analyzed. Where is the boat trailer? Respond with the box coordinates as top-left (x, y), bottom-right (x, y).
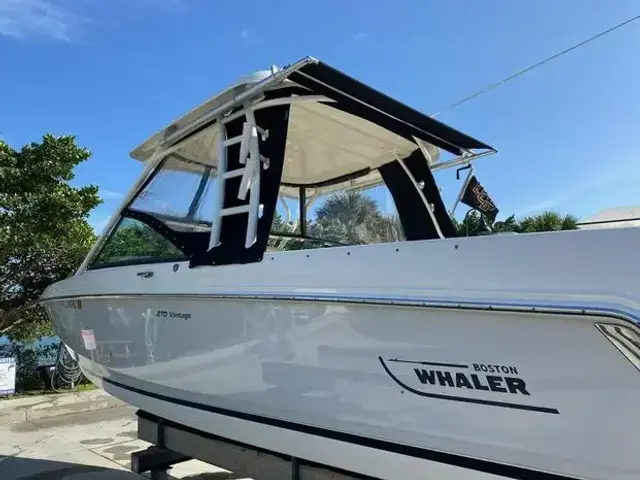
top-left (130, 410), bottom-right (377, 480)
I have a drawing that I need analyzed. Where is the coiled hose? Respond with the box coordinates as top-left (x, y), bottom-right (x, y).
top-left (51, 342), bottom-right (84, 392)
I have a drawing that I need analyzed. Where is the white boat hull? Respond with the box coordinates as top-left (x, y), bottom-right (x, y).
top-left (41, 227), bottom-right (640, 480)
top-left (37, 58), bottom-right (640, 479)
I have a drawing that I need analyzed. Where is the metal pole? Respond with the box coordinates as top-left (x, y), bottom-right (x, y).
top-left (449, 165), bottom-right (474, 218)
top-left (299, 187), bottom-right (307, 237)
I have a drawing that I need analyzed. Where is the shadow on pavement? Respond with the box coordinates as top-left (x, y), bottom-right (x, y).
top-left (0, 455), bottom-right (242, 480)
top-left (0, 455), bottom-right (140, 479)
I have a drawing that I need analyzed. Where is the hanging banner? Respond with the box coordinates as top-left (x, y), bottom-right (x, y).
top-left (460, 175), bottom-right (499, 222)
top-left (0, 357), bottom-right (16, 396)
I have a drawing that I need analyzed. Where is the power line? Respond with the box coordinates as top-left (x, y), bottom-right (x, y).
top-left (430, 13), bottom-right (640, 118)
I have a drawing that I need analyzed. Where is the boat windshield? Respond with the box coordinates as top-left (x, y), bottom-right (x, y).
top-left (90, 151), bottom-right (407, 268)
top-left (90, 217), bottom-right (188, 268)
top-left (84, 59), bottom-right (495, 270)
top-left (89, 153), bottom-right (214, 268)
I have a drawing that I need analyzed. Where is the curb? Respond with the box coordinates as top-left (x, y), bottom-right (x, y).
top-left (0, 388), bottom-right (127, 426)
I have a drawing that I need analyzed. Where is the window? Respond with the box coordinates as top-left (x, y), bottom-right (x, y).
top-left (129, 155), bottom-right (217, 233)
top-left (89, 153), bottom-right (218, 268)
top-left (90, 145), bottom-right (408, 267)
top-left (310, 185), bottom-right (404, 245)
top-left (268, 172), bottom-right (405, 252)
top-left (90, 217), bottom-right (187, 268)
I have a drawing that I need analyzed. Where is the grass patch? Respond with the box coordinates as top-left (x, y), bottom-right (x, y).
top-left (0, 382), bottom-right (97, 400)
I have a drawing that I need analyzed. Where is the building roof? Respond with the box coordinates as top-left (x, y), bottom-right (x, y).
top-left (578, 206), bottom-right (640, 229)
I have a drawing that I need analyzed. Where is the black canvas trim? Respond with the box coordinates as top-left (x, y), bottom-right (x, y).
top-left (379, 151), bottom-right (456, 240)
top-left (402, 150), bottom-right (457, 238)
top-left (280, 167), bottom-right (372, 189)
top-left (288, 70), bottom-right (447, 153)
top-left (120, 209), bottom-right (205, 258)
top-left (188, 103), bottom-right (290, 267)
top-left (291, 61), bottom-right (493, 155)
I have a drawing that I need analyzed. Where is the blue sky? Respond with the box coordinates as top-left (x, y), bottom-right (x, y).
top-left (1, 0), bottom-right (639, 231)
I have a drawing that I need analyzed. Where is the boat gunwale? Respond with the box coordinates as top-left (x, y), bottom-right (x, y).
top-left (38, 289), bottom-right (640, 329)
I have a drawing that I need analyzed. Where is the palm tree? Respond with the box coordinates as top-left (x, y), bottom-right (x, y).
top-left (314, 191), bottom-right (401, 245)
top-left (518, 211), bottom-right (578, 233)
top-left (455, 210), bottom-right (578, 237)
top-left (273, 191), bottom-right (580, 244)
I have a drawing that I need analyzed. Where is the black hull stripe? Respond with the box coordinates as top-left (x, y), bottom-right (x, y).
top-left (104, 377), bottom-right (578, 480)
top-left (136, 410), bottom-right (378, 480)
top-left (379, 357), bottom-right (560, 415)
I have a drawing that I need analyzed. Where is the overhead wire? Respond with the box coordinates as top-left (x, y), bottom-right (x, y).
top-left (430, 13), bottom-right (640, 118)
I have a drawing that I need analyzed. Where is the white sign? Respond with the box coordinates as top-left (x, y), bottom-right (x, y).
top-left (81, 329), bottom-right (97, 351)
top-left (0, 357), bottom-right (16, 396)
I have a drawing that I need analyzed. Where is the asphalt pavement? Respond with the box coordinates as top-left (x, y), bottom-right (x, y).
top-left (0, 398), bottom-right (239, 479)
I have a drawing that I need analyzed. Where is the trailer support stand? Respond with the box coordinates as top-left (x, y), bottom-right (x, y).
top-left (291, 456), bottom-right (300, 480)
top-left (130, 410), bottom-right (371, 480)
top-left (131, 417), bottom-right (190, 479)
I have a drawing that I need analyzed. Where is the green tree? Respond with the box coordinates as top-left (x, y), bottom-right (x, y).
top-left (268, 210), bottom-right (321, 250)
top-left (454, 209), bottom-right (578, 237)
top-left (314, 191), bottom-right (402, 245)
top-left (94, 219), bottom-right (184, 265)
top-left (492, 214), bottom-right (520, 234)
top-left (0, 341), bottom-right (58, 392)
top-left (0, 135), bottom-right (101, 341)
top-left (268, 191), bottom-right (403, 250)
top-left (453, 210), bottom-right (494, 237)
top-left (518, 211), bottom-right (578, 233)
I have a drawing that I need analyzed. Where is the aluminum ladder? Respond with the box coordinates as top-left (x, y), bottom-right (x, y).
top-left (208, 104), bottom-right (269, 250)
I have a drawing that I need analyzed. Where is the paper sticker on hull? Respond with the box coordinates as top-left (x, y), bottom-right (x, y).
top-left (379, 357), bottom-right (559, 414)
top-left (81, 329), bottom-right (97, 351)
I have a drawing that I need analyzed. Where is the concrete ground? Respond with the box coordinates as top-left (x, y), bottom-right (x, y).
top-left (0, 394), bottom-right (248, 479)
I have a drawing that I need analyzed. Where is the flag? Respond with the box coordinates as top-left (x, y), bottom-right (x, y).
top-left (460, 175), bottom-right (499, 222)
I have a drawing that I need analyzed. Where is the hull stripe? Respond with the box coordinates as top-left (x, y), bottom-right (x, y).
top-left (104, 377), bottom-right (579, 480)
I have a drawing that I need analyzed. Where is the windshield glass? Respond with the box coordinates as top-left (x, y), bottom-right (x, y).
top-left (129, 154), bottom-right (216, 233)
top-left (88, 153), bottom-right (216, 268)
top-left (269, 173), bottom-right (405, 251)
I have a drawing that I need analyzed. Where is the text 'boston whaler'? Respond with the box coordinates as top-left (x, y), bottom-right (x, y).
top-left (40, 57), bottom-right (640, 479)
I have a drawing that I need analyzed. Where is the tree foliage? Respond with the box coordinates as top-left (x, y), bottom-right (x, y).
top-left (0, 341), bottom-right (58, 391)
top-left (269, 191), bottom-right (403, 250)
top-left (518, 211), bottom-right (579, 233)
top-left (93, 218), bottom-right (185, 266)
top-left (270, 192), bottom-right (579, 249)
top-left (314, 191), bottom-right (402, 245)
top-left (0, 135), bottom-right (101, 341)
top-left (454, 209), bottom-right (579, 237)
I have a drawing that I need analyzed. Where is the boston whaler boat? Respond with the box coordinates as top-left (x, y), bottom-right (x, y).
top-left (41, 57), bottom-right (640, 479)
